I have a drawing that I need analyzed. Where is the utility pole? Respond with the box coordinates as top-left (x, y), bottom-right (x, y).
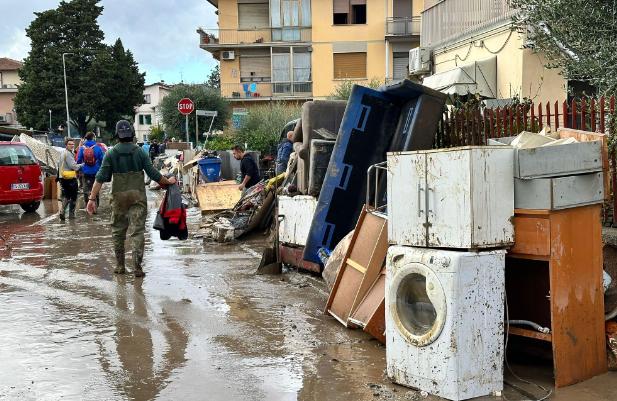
top-left (49, 109), bottom-right (52, 131)
top-left (62, 52), bottom-right (74, 137)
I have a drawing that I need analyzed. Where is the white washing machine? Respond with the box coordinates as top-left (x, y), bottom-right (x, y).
top-left (386, 246), bottom-right (505, 401)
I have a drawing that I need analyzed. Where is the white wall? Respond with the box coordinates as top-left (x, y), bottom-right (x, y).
top-left (134, 84), bottom-right (171, 142)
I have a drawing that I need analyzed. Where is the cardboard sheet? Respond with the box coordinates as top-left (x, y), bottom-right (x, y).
top-left (196, 181), bottom-right (241, 214)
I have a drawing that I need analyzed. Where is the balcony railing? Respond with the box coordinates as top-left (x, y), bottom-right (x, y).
top-left (421, 0), bottom-right (515, 48)
top-left (198, 27), bottom-right (312, 47)
top-left (221, 82), bottom-right (312, 100)
top-left (386, 17), bottom-right (421, 37)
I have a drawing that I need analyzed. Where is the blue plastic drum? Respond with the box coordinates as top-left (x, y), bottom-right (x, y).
top-left (198, 157), bottom-right (222, 182)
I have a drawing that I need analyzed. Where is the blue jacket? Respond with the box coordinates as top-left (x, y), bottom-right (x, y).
top-left (77, 140), bottom-right (105, 176)
top-left (275, 140), bottom-right (293, 174)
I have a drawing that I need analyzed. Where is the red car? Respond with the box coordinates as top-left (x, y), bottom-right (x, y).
top-left (0, 142), bottom-right (44, 212)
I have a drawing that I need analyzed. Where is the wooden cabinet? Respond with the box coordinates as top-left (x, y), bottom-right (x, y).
top-left (507, 205), bottom-right (607, 387)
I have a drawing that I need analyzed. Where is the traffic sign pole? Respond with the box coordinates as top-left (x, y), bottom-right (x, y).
top-left (185, 114), bottom-right (189, 144)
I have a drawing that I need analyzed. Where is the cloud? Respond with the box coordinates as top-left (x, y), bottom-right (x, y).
top-left (0, 0), bottom-right (218, 84)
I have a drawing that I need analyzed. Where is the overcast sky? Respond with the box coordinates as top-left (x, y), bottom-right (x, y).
top-left (0, 0), bottom-right (218, 84)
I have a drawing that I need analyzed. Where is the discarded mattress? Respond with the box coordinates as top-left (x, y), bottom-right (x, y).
top-left (303, 80), bottom-right (446, 265)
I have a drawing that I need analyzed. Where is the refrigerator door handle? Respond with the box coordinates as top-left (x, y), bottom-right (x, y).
top-left (418, 183), bottom-right (425, 217)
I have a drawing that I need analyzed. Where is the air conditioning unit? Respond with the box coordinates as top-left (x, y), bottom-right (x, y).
top-left (409, 47), bottom-right (431, 75)
top-left (0, 115), bottom-right (5, 122)
top-left (221, 51), bottom-right (235, 60)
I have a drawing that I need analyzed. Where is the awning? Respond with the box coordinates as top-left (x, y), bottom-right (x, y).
top-left (422, 56), bottom-right (497, 98)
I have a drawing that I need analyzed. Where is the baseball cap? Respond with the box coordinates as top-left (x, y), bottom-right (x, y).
top-left (115, 120), bottom-right (134, 139)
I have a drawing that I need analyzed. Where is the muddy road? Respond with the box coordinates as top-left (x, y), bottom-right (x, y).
top-left (0, 193), bottom-right (616, 401)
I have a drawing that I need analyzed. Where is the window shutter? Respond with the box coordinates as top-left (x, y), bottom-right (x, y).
top-left (240, 56), bottom-right (272, 79)
top-left (333, 52), bottom-right (367, 79)
top-left (349, 0), bottom-right (366, 5)
top-left (333, 0), bottom-right (349, 14)
top-left (238, 4), bottom-right (270, 28)
top-left (393, 53), bottom-right (408, 79)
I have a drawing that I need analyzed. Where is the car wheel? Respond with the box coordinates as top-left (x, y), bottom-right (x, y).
top-left (20, 201), bottom-right (41, 213)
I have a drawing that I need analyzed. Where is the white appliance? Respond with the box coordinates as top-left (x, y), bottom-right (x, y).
top-left (278, 195), bottom-right (317, 246)
top-left (221, 50), bottom-right (235, 60)
top-left (409, 47), bottom-right (431, 75)
top-left (387, 146), bottom-right (514, 249)
top-left (386, 246), bottom-right (505, 401)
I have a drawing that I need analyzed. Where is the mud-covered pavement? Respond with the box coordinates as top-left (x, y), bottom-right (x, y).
top-left (1, 191), bottom-right (616, 401)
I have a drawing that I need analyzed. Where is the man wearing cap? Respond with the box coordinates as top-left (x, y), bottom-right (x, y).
top-left (86, 120), bottom-right (177, 277)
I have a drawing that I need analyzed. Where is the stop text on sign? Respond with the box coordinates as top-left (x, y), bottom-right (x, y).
top-left (177, 98), bottom-right (194, 115)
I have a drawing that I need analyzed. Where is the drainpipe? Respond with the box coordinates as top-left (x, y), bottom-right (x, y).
top-left (385, 0), bottom-right (389, 81)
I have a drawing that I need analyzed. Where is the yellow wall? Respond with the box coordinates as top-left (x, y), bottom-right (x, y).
top-left (432, 28), bottom-right (566, 104)
top-left (218, 0), bottom-right (239, 30)
top-left (311, 0), bottom-right (390, 98)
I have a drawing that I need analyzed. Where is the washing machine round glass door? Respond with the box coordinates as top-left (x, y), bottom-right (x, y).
top-left (391, 262), bottom-right (446, 347)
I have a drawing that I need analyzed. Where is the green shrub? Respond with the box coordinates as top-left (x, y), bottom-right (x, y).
top-left (234, 102), bottom-right (301, 155)
top-left (329, 78), bottom-right (384, 100)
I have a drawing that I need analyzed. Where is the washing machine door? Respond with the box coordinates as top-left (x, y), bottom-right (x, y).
top-left (390, 262), bottom-right (446, 347)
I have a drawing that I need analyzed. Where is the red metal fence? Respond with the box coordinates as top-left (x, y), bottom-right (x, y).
top-left (434, 96), bottom-right (617, 224)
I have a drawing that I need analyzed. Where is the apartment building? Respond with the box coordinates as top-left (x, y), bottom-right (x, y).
top-left (0, 57), bottom-right (22, 125)
top-left (417, 0), bottom-right (567, 105)
top-left (133, 82), bottom-right (172, 142)
top-left (198, 0), bottom-right (423, 104)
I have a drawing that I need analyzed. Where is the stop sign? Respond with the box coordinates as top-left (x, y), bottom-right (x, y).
top-left (177, 98), bottom-right (194, 115)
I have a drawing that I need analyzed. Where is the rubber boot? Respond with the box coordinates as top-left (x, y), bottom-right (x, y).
top-left (133, 252), bottom-right (145, 278)
top-left (68, 200), bottom-right (76, 219)
top-left (114, 249), bottom-right (126, 274)
top-left (59, 199), bottom-right (68, 221)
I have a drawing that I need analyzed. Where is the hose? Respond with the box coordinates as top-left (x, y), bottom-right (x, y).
top-left (508, 320), bottom-right (550, 334)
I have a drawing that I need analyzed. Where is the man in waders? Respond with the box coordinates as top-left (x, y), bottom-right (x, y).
top-left (86, 120), bottom-right (176, 277)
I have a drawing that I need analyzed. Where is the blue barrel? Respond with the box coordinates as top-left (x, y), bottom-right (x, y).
top-left (198, 157), bottom-right (222, 182)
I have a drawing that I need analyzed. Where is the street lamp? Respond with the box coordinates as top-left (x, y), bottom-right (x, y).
top-left (62, 52), bottom-right (74, 137)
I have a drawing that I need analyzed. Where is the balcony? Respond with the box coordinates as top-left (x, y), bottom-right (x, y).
top-left (221, 82), bottom-right (312, 101)
top-left (421, 0), bottom-right (515, 48)
top-left (0, 83), bottom-right (18, 93)
top-left (198, 27), bottom-right (312, 51)
top-left (386, 17), bottom-right (421, 38)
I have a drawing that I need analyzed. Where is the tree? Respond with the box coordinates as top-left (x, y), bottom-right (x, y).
top-left (511, 0), bottom-right (617, 94)
top-left (235, 103), bottom-right (301, 155)
top-left (14, 0), bottom-right (145, 135)
top-left (159, 84), bottom-right (230, 141)
top-left (329, 78), bottom-right (384, 100)
top-left (206, 65), bottom-right (220, 89)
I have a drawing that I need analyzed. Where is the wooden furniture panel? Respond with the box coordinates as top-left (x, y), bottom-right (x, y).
top-left (326, 208), bottom-right (388, 327)
top-left (549, 205), bottom-right (607, 387)
top-left (511, 213), bottom-right (550, 256)
top-left (508, 205), bottom-right (607, 388)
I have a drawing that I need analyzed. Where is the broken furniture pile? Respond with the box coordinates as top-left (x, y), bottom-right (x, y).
top-left (266, 79), bottom-right (614, 401)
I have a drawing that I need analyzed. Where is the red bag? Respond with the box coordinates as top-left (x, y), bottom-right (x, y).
top-left (83, 145), bottom-right (97, 166)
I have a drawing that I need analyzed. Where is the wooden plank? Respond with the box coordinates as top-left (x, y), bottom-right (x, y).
top-left (195, 181), bottom-right (241, 214)
top-left (511, 215), bottom-right (551, 256)
top-left (346, 258), bottom-right (366, 274)
top-left (325, 209), bottom-right (388, 328)
top-left (514, 209), bottom-right (550, 215)
top-left (558, 128), bottom-right (610, 201)
top-left (351, 270), bottom-right (385, 329)
top-left (348, 214), bottom-right (388, 317)
top-left (364, 299), bottom-right (385, 344)
top-left (508, 326), bottom-right (552, 342)
top-left (549, 205), bottom-right (607, 387)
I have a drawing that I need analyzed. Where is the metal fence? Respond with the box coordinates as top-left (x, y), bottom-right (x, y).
top-left (221, 82), bottom-right (313, 99)
top-left (420, 0), bottom-right (515, 47)
top-left (386, 17), bottom-right (421, 36)
top-left (434, 96), bottom-right (617, 224)
top-left (199, 27), bottom-right (312, 46)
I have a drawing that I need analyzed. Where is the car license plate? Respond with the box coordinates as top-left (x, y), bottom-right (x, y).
top-left (11, 183), bottom-right (30, 190)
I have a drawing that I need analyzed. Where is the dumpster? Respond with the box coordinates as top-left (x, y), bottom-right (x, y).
top-left (198, 157), bottom-right (222, 182)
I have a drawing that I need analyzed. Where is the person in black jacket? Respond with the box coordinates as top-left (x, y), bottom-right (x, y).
top-left (232, 144), bottom-right (260, 193)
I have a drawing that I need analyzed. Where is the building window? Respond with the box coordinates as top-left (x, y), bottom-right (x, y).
top-left (333, 0), bottom-right (366, 25)
top-left (139, 114), bottom-right (152, 125)
top-left (143, 94), bottom-right (151, 104)
top-left (240, 50), bottom-right (272, 82)
top-left (238, 1), bottom-right (269, 29)
top-left (333, 52), bottom-right (367, 79)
